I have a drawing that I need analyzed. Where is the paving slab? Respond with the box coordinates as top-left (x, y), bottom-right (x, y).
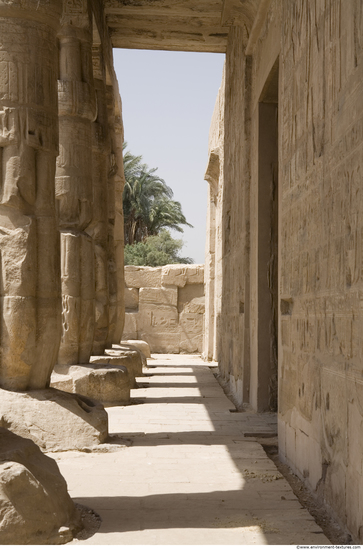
top-left (49, 354), bottom-right (330, 545)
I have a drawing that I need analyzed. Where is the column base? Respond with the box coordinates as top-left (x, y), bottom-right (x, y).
top-left (0, 388), bottom-right (108, 452)
top-left (90, 345), bottom-right (145, 388)
top-left (51, 363), bottom-right (131, 407)
top-left (120, 340), bottom-right (151, 358)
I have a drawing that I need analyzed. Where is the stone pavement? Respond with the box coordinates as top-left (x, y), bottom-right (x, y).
top-left (51, 354), bottom-right (330, 545)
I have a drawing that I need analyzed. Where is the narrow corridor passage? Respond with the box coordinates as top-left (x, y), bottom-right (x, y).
top-left (54, 355), bottom-right (330, 545)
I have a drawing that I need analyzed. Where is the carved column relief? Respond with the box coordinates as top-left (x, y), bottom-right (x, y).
top-left (107, 87), bottom-right (126, 344)
top-left (0, 1), bottom-right (62, 390)
top-left (87, 45), bottom-right (111, 355)
top-left (56, 0), bottom-right (97, 365)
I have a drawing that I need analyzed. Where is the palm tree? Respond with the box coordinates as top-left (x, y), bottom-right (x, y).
top-left (122, 144), bottom-right (192, 245)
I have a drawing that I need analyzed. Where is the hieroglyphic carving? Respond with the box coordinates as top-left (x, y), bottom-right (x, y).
top-left (0, 3), bottom-right (62, 390)
top-left (123, 266), bottom-right (205, 354)
top-left (0, 108), bottom-right (18, 145)
top-left (88, 73), bottom-right (111, 354)
top-left (61, 0), bottom-right (90, 29)
top-left (56, 0), bottom-right (96, 365)
top-left (279, 1), bottom-right (363, 541)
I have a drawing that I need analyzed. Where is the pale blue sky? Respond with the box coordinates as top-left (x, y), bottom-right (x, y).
top-left (113, 49), bottom-right (225, 264)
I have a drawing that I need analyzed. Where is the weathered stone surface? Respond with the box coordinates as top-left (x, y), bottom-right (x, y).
top-left (139, 303), bottom-right (180, 334)
top-left (4, 0), bottom-right (363, 544)
top-left (161, 265), bottom-right (188, 287)
top-left (179, 311), bottom-right (204, 354)
top-left (88, 72), bottom-right (112, 356)
top-left (0, 3), bottom-right (62, 391)
top-left (0, 388), bottom-right (108, 452)
top-left (125, 266), bottom-right (162, 288)
top-left (204, 26), bottom-right (247, 398)
top-left (202, 0), bottom-right (363, 543)
top-left (161, 264), bottom-right (204, 287)
top-left (125, 287), bottom-right (139, 310)
top-left (185, 264), bottom-right (205, 285)
top-left (107, 87), bottom-right (126, 345)
top-left (139, 286), bottom-right (178, 307)
top-left (139, 332), bottom-right (180, 354)
top-left (0, 428), bottom-right (79, 545)
top-left (180, 310), bottom-right (204, 333)
top-left (123, 265), bottom-right (204, 353)
top-left (203, 79), bottom-right (224, 364)
top-left (123, 312), bottom-right (138, 340)
top-left (56, 1), bottom-right (97, 365)
top-left (57, 232), bottom-right (95, 365)
top-left (181, 296), bottom-right (205, 314)
top-left (110, 343), bottom-right (147, 366)
top-left (90, 347), bottom-right (143, 387)
top-left (105, 1), bottom-right (233, 53)
top-left (121, 340), bottom-right (151, 358)
top-left (50, 364), bottom-right (131, 406)
top-left (178, 283), bottom-right (205, 312)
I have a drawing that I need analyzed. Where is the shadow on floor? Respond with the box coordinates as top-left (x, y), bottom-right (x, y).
top-left (130, 396), bottom-right (224, 404)
top-left (74, 489), bottom-right (324, 545)
top-left (143, 382), bottom-right (201, 388)
top-left (108, 431), bottom-right (243, 446)
top-left (72, 360), bottom-right (327, 544)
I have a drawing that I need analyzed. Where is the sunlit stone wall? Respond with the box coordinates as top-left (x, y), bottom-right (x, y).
top-left (206, 0), bottom-right (363, 542)
top-left (123, 265), bottom-right (205, 354)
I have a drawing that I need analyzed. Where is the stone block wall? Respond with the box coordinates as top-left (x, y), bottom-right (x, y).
top-left (278, 1), bottom-right (363, 541)
top-left (123, 265), bottom-right (205, 354)
top-left (204, 0), bottom-right (363, 542)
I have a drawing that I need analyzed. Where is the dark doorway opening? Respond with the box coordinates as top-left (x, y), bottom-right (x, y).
top-left (257, 57), bottom-right (279, 411)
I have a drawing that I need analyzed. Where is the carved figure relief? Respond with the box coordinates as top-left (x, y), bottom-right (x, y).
top-left (0, 4), bottom-right (62, 390)
top-left (88, 70), bottom-right (111, 355)
top-left (56, 0), bottom-right (96, 365)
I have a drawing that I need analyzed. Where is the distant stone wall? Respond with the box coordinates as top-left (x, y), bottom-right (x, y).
top-left (123, 265), bottom-right (205, 354)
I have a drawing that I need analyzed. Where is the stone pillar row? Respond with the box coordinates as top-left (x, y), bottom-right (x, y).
top-left (56, 6), bottom-right (96, 365)
top-left (0, 0), bottom-right (125, 391)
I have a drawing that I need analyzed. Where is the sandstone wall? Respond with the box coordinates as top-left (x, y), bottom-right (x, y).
top-left (203, 71), bottom-right (224, 363)
top-left (278, 1), bottom-right (363, 541)
top-left (205, 0), bottom-right (363, 542)
top-left (123, 265), bottom-right (204, 354)
top-left (221, 27), bottom-right (252, 406)
top-left (204, 27), bottom-right (252, 406)
top-left (249, 0), bottom-right (281, 413)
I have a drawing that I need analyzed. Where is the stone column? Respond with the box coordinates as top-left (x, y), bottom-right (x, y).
top-left (107, 86), bottom-right (126, 344)
top-left (0, 0), bottom-right (62, 390)
top-left (87, 45), bottom-right (111, 356)
top-left (85, 81), bottom-right (143, 387)
top-left (56, 1), bottom-right (97, 365)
